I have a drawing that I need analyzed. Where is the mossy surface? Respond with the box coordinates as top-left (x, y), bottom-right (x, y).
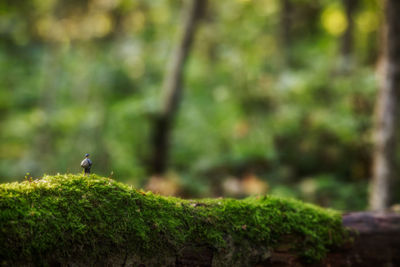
top-left (0, 174), bottom-right (348, 266)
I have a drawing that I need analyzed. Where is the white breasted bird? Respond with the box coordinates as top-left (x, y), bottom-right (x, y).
top-left (81, 153), bottom-right (92, 175)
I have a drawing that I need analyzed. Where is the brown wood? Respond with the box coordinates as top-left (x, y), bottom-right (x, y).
top-left (322, 212), bottom-right (400, 267)
top-left (172, 212), bottom-right (400, 267)
top-left (243, 212), bottom-right (400, 267)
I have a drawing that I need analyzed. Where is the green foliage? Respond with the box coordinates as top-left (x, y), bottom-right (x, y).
top-left (0, 0), bottom-right (383, 210)
top-left (0, 174), bottom-right (348, 265)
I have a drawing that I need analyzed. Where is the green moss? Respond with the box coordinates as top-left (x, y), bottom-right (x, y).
top-left (0, 174), bottom-right (348, 265)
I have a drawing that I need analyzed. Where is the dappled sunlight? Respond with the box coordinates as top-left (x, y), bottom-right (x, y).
top-left (36, 12), bottom-right (113, 42)
top-left (145, 174), bottom-right (180, 196)
top-left (357, 11), bottom-right (380, 33)
top-left (321, 5), bottom-right (348, 36)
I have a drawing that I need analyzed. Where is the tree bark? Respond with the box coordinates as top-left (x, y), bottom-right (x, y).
top-left (175, 212), bottom-right (400, 267)
top-left (264, 212), bottom-right (400, 267)
top-left (150, 0), bottom-right (207, 175)
top-left (370, 0), bottom-right (400, 211)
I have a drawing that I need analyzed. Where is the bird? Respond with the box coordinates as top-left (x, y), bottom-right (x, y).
top-left (80, 153), bottom-right (92, 175)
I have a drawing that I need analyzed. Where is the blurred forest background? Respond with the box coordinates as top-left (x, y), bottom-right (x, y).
top-left (0, 0), bottom-right (392, 211)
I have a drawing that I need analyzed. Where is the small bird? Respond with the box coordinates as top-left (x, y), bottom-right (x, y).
top-left (80, 153), bottom-right (93, 175)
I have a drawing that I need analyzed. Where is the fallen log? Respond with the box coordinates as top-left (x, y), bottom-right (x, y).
top-left (325, 212), bottom-right (400, 267)
top-left (263, 212), bottom-right (400, 267)
top-left (1, 175), bottom-right (399, 266)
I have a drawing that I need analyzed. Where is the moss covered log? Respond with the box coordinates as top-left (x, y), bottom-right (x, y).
top-left (0, 174), bottom-right (348, 266)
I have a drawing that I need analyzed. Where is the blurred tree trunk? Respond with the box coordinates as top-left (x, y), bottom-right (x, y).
top-left (150, 0), bottom-right (207, 175)
top-left (370, 0), bottom-right (400, 211)
top-left (341, 0), bottom-right (358, 59)
top-left (280, 0), bottom-right (292, 66)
